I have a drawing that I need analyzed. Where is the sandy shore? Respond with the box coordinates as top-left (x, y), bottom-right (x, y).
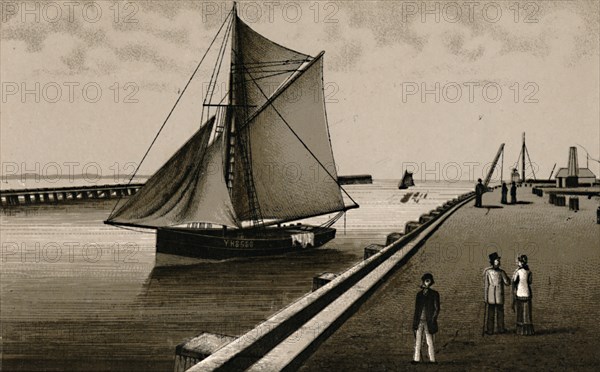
top-left (300, 186), bottom-right (600, 371)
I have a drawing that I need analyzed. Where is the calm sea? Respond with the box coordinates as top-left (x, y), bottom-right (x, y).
top-left (0, 180), bottom-right (472, 371)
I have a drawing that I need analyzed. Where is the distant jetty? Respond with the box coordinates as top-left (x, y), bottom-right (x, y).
top-left (0, 184), bottom-right (143, 206)
top-left (337, 175), bottom-right (373, 185)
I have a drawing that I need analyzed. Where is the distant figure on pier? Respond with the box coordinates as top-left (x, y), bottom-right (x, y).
top-left (484, 252), bottom-right (510, 335)
top-left (510, 182), bottom-right (517, 204)
top-left (501, 182), bottom-right (508, 204)
top-left (412, 273), bottom-right (439, 364)
top-left (475, 178), bottom-right (484, 208)
top-left (512, 255), bottom-right (534, 335)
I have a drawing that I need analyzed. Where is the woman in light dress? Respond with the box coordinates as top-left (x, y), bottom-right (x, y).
top-left (512, 255), bottom-right (534, 335)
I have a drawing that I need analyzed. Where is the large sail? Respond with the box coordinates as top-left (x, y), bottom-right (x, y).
top-left (233, 17), bottom-right (311, 117)
top-left (227, 15), bottom-right (312, 222)
top-left (107, 117), bottom-right (239, 228)
top-left (245, 54), bottom-right (347, 221)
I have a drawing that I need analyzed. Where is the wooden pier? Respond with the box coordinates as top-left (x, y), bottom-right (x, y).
top-left (0, 183), bottom-right (144, 206)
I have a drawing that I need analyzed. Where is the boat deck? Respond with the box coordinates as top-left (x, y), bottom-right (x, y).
top-left (168, 224), bottom-right (318, 239)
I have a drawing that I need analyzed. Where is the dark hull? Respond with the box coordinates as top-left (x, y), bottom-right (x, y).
top-left (156, 225), bottom-right (336, 259)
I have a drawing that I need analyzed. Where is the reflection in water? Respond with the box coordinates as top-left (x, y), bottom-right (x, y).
top-left (1, 180), bottom-right (471, 371)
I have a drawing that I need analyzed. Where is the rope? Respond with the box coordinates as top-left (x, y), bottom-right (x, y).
top-left (108, 9), bottom-right (234, 219)
top-left (201, 14), bottom-right (234, 127)
top-left (232, 49), bottom-right (359, 209)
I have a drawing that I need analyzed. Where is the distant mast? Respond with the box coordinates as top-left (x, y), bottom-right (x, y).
top-left (521, 132), bottom-right (526, 183)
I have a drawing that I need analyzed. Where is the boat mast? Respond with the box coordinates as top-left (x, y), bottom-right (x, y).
top-left (226, 2), bottom-right (265, 228)
top-left (521, 132), bottom-right (526, 182)
top-left (223, 2), bottom-right (236, 190)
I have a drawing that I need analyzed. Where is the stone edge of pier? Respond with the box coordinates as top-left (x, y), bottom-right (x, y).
top-left (184, 189), bottom-right (482, 372)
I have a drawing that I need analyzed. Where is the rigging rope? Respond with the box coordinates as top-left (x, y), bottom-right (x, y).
top-left (108, 8), bottom-right (234, 219)
top-left (232, 49), bottom-right (360, 210)
top-left (201, 14), bottom-right (234, 128)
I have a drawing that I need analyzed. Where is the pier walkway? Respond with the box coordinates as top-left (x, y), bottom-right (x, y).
top-left (300, 186), bottom-right (600, 371)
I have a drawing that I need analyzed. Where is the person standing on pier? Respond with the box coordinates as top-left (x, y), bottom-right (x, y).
top-left (484, 252), bottom-right (510, 334)
top-left (475, 178), bottom-right (485, 207)
top-left (412, 273), bottom-right (440, 364)
top-left (510, 181), bottom-right (517, 204)
top-left (501, 182), bottom-right (508, 204)
top-left (512, 255), bottom-right (535, 335)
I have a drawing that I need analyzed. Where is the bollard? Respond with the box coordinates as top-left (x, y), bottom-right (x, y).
top-left (568, 197), bottom-right (579, 211)
top-left (364, 244), bottom-right (385, 260)
top-left (419, 214), bottom-right (434, 224)
top-left (174, 332), bottom-right (236, 372)
top-left (555, 195), bottom-right (566, 207)
top-left (385, 232), bottom-right (403, 246)
top-left (312, 272), bottom-right (338, 291)
top-left (549, 194), bottom-right (556, 204)
top-left (404, 221), bottom-right (421, 234)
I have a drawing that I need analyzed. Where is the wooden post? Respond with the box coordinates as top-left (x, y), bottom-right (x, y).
top-left (312, 272), bottom-right (338, 291)
top-left (404, 221), bottom-right (421, 234)
top-left (385, 232), bottom-right (404, 246)
top-left (364, 244), bottom-right (384, 260)
top-left (174, 333), bottom-right (236, 372)
top-left (569, 197), bottom-right (579, 211)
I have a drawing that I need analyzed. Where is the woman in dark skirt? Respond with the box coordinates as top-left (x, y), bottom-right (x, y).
top-left (512, 255), bottom-right (534, 335)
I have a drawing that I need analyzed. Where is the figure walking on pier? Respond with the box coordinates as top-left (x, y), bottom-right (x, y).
top-left (412, 273), bottom-right (440, 364)
top-left (510, 181), bottom-right (517, 204)
top-left (484, 252), bottom-right (510, 334)
top-left (475, 179), bottom-right (484, 208)
top-left (512, 255), bottom-right (535, 335)
top-left (501, 182), bottom-right (508, 204)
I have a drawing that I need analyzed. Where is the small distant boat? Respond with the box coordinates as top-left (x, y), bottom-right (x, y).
top-left (104, 2), bottom-right (358, 259)
top-left (398, 171), bottom-right (415, 189)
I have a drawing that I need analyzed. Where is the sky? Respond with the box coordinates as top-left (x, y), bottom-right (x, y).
top-left (1, 0), bottom-right (599, 183)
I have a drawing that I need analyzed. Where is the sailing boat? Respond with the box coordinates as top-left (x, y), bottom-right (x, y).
top-left (104, 3), bottom-right (358, 259)
top-left (398, 170), bottom-right (415, 189)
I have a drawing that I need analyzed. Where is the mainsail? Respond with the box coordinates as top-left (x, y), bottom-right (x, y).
top-left (107, 6), bottom-right (355, 230)
top-left (246, 55), bottom-right (346, 221)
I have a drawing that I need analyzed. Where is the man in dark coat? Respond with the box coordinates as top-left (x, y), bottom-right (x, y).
top-left (475, 178), bottom-right (484, 207)
top-left (510, 181), bottom-right (517, 204)
top-left (412, 273), bottom-right (440, 364)
top-left (484, 252), bottom-right (511, 334)
top-left (501, 182), bottom-right (508, 204)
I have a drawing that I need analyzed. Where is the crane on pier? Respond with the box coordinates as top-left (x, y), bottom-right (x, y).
top-left (548, 163), bottom-right (556, 180)
top-left (483, 143), bottom-right (505, 189)
top-left (513, 132), bottom-right (537, 182)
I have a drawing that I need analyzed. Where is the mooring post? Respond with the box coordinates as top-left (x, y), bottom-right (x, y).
top-left (312, 272), bottom-right (338, 291)
top-left (174, 333), bottom-right (236, 372)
